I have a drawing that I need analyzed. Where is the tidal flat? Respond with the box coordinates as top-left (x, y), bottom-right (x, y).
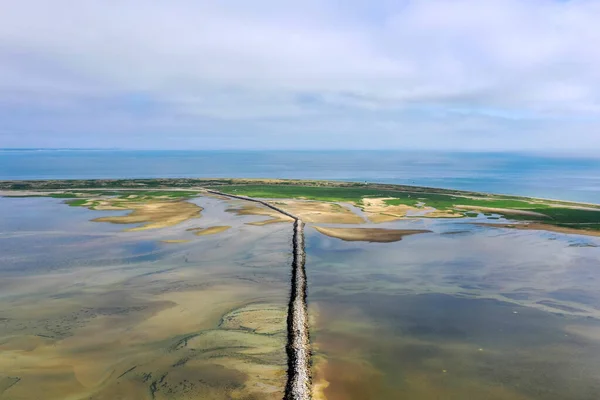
top-left (2, 183), bottom-right (600, 400)
top-left (0, 195), bottom-right (292, 400)
top-left (306, 218), bottom-right (600, 400)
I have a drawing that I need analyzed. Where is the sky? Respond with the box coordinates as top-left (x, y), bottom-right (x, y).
top-left (1, 0), bottom-right (600, 151)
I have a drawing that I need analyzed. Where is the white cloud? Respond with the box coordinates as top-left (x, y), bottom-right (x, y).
top-left (0, 0), bottom-right (599, 149)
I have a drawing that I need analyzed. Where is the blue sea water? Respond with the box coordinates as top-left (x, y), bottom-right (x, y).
top-left (1, 149), bottom-right (599, 203)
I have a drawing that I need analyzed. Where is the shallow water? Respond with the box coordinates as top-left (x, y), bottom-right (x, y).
top-left (3, 193), bottom-right (600, 399)
top-left (306, 220), bottom-right (600, 400)
top-left (0, 196), bottom-right (293, 399)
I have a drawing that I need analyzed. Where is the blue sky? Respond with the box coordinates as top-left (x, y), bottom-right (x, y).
top-left (1, 0), bottom-right (600, 150)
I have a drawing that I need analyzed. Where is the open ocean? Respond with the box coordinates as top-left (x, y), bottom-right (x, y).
top-left (1, 149), bottom-right (599, 203)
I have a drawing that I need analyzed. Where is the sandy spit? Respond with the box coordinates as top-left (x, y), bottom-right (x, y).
top-left (314, 227), bottom-right (431, 243)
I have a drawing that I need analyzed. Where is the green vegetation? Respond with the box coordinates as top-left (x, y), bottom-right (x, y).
top-left (384, 195), bottom-right (548, 210)
top-left (218, 185), bottom-right (395, 202)
top-left (48, 193), bottom-right (80, 198)
top-left (217, 184), bottom-right (551, 210)
top-left (64, 191), bottom-right (200, 210)
top-left (66, 199), bottom-right (88, 207)
top-left (0, 178), bottom-right (236, 190)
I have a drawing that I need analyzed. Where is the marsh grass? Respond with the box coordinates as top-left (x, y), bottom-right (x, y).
top-left (218, 184), bottom-right (600, 230)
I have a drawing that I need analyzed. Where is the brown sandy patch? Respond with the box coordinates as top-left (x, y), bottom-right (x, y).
top-left (475, 222), bottom-right (600, 237)
top-left (161, 239), bottom-right (190, 244)
top-left (421, 208), bottom-right (465, 218)
top-left (360, 197), bottom-right (420, 223)
top-left (314, 227), bottom-right (431, 243)
top-left (91, 200), bottom-right (202, 231)
top-left (0, 286), bottom-right (286, 400)
top-left (219, 303), bottom-right (287, 335)
top-left (248, 217), bottom-right (291, 226)
top-left (312, 355), bottom-right (331, 400)
top-left (228, 204), bottom-right (294, 225)
top-left (187, 226), bottom-right (231, 236)
top-left (186, 303), bottom-right (287, 399)
top-left (455, 205), bottom-right (549, 218)
top-left (273, 200), bottom-right (364, 224)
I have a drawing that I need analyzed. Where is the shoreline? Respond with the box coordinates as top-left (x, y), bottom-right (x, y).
top-left (1, 179), bottom-right (599, 237)
top-left (1, 177), bottom-right (599, 208)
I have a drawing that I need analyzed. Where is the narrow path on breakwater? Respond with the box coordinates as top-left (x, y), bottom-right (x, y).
top-left (206, 190), bottom-right (311, 400)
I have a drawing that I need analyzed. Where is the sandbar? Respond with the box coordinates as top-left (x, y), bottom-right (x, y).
top-left (227, 204), bottom-right (294, 225)
top-left (91, 200), bottom-right (202, 231)
top-left (314, 227), bottom-right (431, 242)
top-left (187, 226), bottom-right (231, 236)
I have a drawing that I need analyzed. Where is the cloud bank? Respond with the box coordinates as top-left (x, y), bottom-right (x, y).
top-left (1, 0), bottom-right (599, 150)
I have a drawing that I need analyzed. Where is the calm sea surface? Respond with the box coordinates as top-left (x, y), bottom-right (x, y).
top-left (2, 149), bottom-right (600, 203)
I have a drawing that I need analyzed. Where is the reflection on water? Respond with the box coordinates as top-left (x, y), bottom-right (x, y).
top-left (0, 196), bottom-right (292, 400)
top-left (307, 219), bottom-right (600, 400)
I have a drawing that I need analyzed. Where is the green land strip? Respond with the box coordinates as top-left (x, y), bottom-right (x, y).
top-left (215, 184), bottom-right (600, 231)
top-left (2, 178), bottom-right (600, 233)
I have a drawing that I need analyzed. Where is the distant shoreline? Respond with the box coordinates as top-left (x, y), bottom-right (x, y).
top-left (2, 178), bottom-right (600, 237)
top-left (1, 177), bottom-right (599, 207)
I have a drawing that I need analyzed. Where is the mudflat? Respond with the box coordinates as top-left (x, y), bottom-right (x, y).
top-left (0, 195), bottom-right (291, 400)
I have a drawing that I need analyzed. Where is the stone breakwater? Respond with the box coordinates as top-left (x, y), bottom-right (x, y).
top-left (206, 190), bottom-right (312, 400)
top-left (285, 218), bottom-right (311, 400)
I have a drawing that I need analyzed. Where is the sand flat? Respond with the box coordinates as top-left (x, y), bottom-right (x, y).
top-left (92, 200), bottom-right (202, 231)
top-left (314, 226), bottom-right (431, 242)
top-left (422, 209), bottom-right (464, 218)
top-left (271, 200), bottom-right (364, 224)
top-left (187, 225), bottom-right (231, 236)
top-left (0, 194), bottom-right (291, 400)
top-left (360, 197), bottom-right (421, 223)
top-left (228, 204), bottom-right (295, 225)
